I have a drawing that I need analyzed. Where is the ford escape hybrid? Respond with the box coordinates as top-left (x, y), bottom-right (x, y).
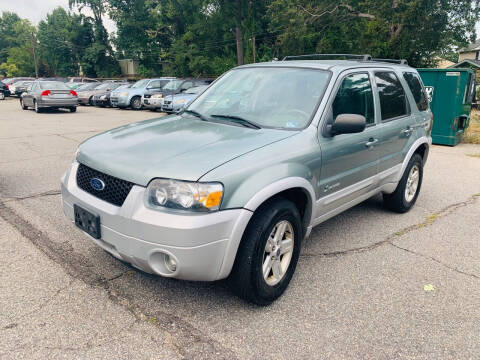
top-left (61, 55), bottom-right (432, 305)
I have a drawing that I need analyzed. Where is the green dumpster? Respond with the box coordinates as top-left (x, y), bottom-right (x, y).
top-left (418, 68), bottom-right (475, 146)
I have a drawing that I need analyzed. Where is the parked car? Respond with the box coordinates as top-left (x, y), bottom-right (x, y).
top-left (92, 83), bottom-right (131, 107)
top-left (161, 85), bottom-right (209, 113)
top-left (77, 82), bottom-right (113, 105)
top-left (0, 81), bottom-right (10, 99)
top-left (110, 77), bottom-right (175, 110)
top-left (20, 80), bottom-right (78, 113)
top-left (143, 78), bottom-right (213, 111)
top-left (61, 57), bottom-right (432, 305)
top-left (2, 77), bottom-right (35, 96)
top-left (10, 80), bottom-right (34, 97)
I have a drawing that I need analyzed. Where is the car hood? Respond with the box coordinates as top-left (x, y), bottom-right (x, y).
top-left (77, 115), bottom-right (296, 186)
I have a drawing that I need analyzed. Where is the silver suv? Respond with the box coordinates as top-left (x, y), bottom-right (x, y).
top-left (61, 55), bottom-right (432, 305)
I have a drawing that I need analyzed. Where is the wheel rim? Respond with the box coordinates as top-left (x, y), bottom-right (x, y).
top-left (35, 101), bottom-right (38, 111)
top-left (133, 98), bottom-right (140, 109)
top-left (262, 220), bottom-right (294, 286)
top-left (405, 164), bottom-right (420, 203)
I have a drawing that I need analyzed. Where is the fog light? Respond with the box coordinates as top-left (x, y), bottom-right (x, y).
top-left (164, 254), bottom-right (177, 272)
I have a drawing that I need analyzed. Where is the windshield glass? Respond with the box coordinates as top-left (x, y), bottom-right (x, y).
top-left (132, 79), bottom-right (149, 89)
top-left (187, 67), bottom-right (330, 129)
top-left (162, 79), bottom-right (183, 91)
top-left (94, 82), bottom-right (112, 90)
top-left (40, 81), bottom-right (70, 90)
top-left (185, 85), bottom-right (208, 94)
top-left (77, 83), bottom-right (98, 91)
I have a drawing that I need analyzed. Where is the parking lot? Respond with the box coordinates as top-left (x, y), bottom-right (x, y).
top-left (1, 96), bottom-right (480, 359)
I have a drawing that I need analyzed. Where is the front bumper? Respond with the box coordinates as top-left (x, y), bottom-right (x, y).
top-left (143, 97), bottom-right (163, 109)
top-left (61, 162), bottom-right (252, 281)
top-left (110, 96), bottom-right (129, 107)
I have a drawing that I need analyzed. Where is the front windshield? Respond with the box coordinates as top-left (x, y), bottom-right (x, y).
top-left (77, 83), bottom-right (98, 91)
top-left (162, 79), bottom-right (183, 91)
top-left (132, 79), bottom-right (150, 89)
top-left (94, 82), bottom-right (112, 90)
top-left (187, 67), bottom-right (330, 129)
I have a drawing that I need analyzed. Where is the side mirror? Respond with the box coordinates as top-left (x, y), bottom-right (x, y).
top-left (330, 114), bottom-right (366, 136)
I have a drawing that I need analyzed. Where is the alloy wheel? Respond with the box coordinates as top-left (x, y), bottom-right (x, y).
top-left (262, 220), bottom-right (294, 286)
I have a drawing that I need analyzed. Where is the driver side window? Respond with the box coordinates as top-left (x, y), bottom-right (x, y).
top-left (332, 73), bottom-right (375, 125)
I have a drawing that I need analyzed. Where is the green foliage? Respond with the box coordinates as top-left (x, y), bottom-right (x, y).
top-left (2, 0), bottom-right (480, 77)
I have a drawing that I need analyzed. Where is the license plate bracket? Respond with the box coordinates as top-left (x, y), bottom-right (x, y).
top-left (74, 204), bottom-right (101, 239)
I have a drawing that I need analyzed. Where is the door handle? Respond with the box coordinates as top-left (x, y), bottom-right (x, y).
top-left (402, 127), bottom-right (413, 136)
top-left (365, 138), bottom-right (379, 147)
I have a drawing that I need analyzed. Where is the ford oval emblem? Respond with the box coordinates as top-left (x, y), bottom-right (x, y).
top-left (90, 178), bottom-right (105, 191)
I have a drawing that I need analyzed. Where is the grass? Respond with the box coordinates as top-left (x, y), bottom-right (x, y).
top-left (463, 109), bottom-right (480, 144)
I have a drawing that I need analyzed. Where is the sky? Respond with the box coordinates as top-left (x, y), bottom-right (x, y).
top-left (0, 0), bottom-right (479, 41)
top-left (0, 0), bottom-right (117, 33)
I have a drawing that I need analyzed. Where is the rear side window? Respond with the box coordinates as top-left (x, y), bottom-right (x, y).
top-left (403, 72), bottom-right (428, 111)
top-left (375, 72), bottom-right (408, 121)
top-left (332, 73), bottom-right (375, 125)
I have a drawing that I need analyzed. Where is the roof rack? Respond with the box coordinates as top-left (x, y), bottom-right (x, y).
top-left (282, 54), bottom-right (372, 61)
top-left (370, 58), bottom-right (409, 65)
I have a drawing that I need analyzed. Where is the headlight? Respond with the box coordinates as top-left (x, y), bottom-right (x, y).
top-left (174, 99), bottom-right (186, 104)
top-left (145, 179), bottom-right (223, 212)
top-left (152, 94), bottom-right (163, 99)
top-left (119, 91), bottom-right (128, 97)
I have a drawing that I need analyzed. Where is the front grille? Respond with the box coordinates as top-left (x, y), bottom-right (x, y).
top-left (144, 94), bottom-right (151, 98)
top-left (76, 163), bottom-right (134, 207)
top-left (164, 101), bottom-right (172, 105)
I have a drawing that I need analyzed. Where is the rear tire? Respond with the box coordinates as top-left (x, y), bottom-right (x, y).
top-left (88, 97), bottom-right (94, 106)
top-left (383, 154), bottom-right (423, 213)
top-left (130, 96), bottom-right (142, 110)
top-left (20, 98), bottom-right (27, 110)
top-left (34, 100), bottom-right (41, 113)
top-left (69, 107), bottom-right (77, 113)
top-left (228, 198), bottom-right (302, 305)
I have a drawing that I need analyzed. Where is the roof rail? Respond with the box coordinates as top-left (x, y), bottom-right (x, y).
top-left (282, 54), bottom-right (372, 61)
top-left (371, 58), bottom-right (409, 65)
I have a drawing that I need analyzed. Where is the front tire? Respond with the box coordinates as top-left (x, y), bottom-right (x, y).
top-left (228, 198), bottom-right (302, 305)
top-left (130, 96), bottom-right (142, 110)
top-left (383, 153), bottom-right (423, 213)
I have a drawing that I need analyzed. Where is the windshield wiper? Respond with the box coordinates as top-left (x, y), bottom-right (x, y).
top-left (210, 114), bottom-right (261, 129)
top-left (183, 109), bottom-right (209, 122)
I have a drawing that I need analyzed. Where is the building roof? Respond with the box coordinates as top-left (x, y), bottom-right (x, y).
top-left (450, 59), bottom-right (480, 69)
top-left (459, 39), bottom-right (480, 53)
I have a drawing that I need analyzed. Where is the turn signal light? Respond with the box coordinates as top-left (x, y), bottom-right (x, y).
top-left (40, 90), bottom-right (51, 96)
top-left (70, 90), bottom-right (77, 96)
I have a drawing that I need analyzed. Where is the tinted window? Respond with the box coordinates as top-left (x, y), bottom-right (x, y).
top-left (332, 73), bottom-right (375, 125)
top-left (375, 72), bottom-right (408, 121)
top-left (180, 81), bottom-right (193, 90)
top-left (403, 72), bottom-right (428, 111)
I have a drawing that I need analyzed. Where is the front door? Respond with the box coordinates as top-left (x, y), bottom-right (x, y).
top-left (315, 71), bottom-right (381, 220)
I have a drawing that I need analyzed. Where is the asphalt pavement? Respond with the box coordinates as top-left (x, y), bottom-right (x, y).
top-left (1, 97), bottom-right (479, 359)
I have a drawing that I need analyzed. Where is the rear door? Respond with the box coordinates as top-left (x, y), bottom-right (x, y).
top-left (374, 71), bottom-right (416, 178)
top-left (316, 70), bottom-right (381, 217)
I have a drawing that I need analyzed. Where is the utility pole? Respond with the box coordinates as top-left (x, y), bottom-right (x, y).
top-left (235, 0), bottom-right (244, 65)
top-left (252, 36), bottom-right (256, 63)
top-left (31, 32), bottom-right (38, 78)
